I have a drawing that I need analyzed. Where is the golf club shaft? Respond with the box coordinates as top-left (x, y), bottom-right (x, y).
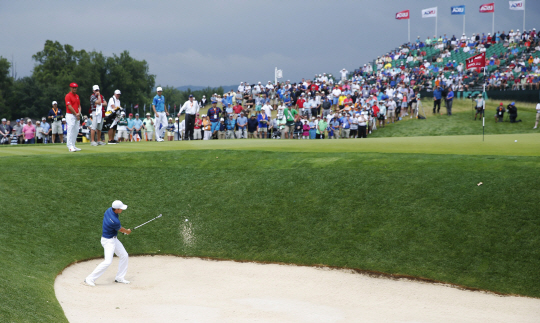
top-left (123, 214), bottom-right (162, 234)
top-left (134, 214), bottom-right (162, 230)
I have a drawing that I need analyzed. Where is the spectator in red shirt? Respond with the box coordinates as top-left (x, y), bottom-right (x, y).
top-left (233, 103), bottom-right (243, 115)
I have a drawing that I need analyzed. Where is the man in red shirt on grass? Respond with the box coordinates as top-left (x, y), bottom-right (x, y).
top-left (65, 82), bottom-right (81, 152)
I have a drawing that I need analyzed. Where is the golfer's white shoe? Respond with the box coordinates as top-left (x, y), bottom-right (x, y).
top-left (69, 147), bottom-right (77, 152)
top-left (84, 278), bottom-right (95, 287)
top-left (74, 147), bottom-right (82, 151)
top-left (115, 279), bottom-right (130, 284)
top-left (156, 138), bottom-right (164, 142)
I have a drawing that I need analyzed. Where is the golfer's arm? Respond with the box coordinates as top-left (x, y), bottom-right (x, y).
top-left (119, 227), bottom-right (131, 234)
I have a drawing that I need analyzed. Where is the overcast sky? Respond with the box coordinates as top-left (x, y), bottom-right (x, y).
top-left (1, 0), bottom-right (538, 87)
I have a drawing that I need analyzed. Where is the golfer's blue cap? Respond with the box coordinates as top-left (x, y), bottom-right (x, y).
top-left (16, 119), bottom-right (20, 122)
top-left (189, 94), bottom-right (194, 97)
top-left (511, 102), bottom-right (515, 105)
top-left (212, 101), bottom-right (217, 104)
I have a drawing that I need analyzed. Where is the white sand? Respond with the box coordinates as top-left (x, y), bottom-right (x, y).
top-left (55, 256), bottom-right (540, 323)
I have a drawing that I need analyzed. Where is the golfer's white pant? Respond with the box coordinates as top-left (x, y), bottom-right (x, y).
top-left (66, 114), bottom-right (79, 149)
top-left (154, 112), bottom-right (167, 139)
top-left (86, 236), bottom-right (128, 282)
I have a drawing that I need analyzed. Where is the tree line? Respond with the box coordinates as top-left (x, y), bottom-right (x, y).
top-left (0, 40), bottom-right (224, 120)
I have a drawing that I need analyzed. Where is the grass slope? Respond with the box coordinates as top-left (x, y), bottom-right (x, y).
top-left (1, 149), bottom-right (540, 322)
top-left (370, 99), bottom-right (539, 137)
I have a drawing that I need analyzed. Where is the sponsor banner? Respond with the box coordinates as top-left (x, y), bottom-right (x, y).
top-left (466, 52), bottom-right (486, 70)
top-left (509, 1), bottom-right (524, 10)
top-left (451, 5), bottom-right (465, 15)
top-left (479, 3), bottom-right (494, 13)
top-left (422, 7), bottom-right (437, 18)
top-left (395, 10), bottom-right (410, 20)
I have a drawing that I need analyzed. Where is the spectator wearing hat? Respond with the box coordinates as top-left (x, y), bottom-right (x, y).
top-left (126, 113), bottom-right (135, 141)
top-left (236, 112), bottom-right (247, 139)
top-left (0, 118), bottom-right (12, 144)
top-left (207, 101), bottom-right (222, 139)
top-left (495, 103), bottom-right (505, 123)
top-left (35, 120), bottom-right (45, 144)
top-left (132, 114), bottom-right (143, 141)
top-left (257, 110), bottom-right (269, 138)
top-left (357, 112), bottom-right (368, 138)
top-left (316, 115), bottom-right (328, 139)
top-left (89, 85), bottom-right (107, 146)
top-left (143, 113), bottom-right (155, 141)
top-left (40, 117), bottom-right (51, 143)
top-left (445, 86), bottom-right (454, 116)
top-left (152, 87), bottom-right (168, 142)
top-left (201, 115), bottom-right (212, 140)
top-left (13, 119), bottom-right (24, 144)
top-left (218, 118), bottom-right (226, 139)
top-left (341, 114), bottom-right (351, 139)
top-left (48, 101), bottom-right (63, 143)
top-left (22, 119), bottom-right (36, 144)
top-left (433, 86), bottom-right (442, 114)
top-left (329, 115), bottom-right (341, 139)
top-left (193, 114), bottom-right (203, 140)
top-left (200, 95), bottom-right (208, 107)
top-left (225, 114), bottom-right (236, 139)
top-left (247, 114), bottom-right (258, 139)
top-left (293, 117), bottom-right (303, 139)
top-left (65, 82), bottom-right (82, 151)
top-left (474, 94), bottom-right (485, 121)
top-left (167, 117), bottom-right (175, 141)
top-left (116, 112), bottom-right (129, 142)
top-left (308, 117), bottom-right (317, 139)
top-left (179, 94), bottom-right (200, 141)
top-left (507, 102), bottom-right (521, 123)
top-left (107, 89), bottom-right (122, 144)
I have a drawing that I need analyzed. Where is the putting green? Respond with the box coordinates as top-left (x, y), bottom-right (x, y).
top-left (0, 133), bottom-right (538, 157)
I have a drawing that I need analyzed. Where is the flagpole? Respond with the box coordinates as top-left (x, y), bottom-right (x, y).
top-left (463, 15), bottom-right (465, 35)
top-left (523, 0), bottom-right (526, 31)
top-left (408, 19), bottom-right (410, 43)
top-left (483, 65), bottom-right (486, 142)
top-left (492, 11), bottom-right (494, 35)
top-left (435, 7), bottom-right (438, 37)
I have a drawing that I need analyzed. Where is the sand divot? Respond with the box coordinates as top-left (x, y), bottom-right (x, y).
top-left (55, 256), bottom-right (540, 323)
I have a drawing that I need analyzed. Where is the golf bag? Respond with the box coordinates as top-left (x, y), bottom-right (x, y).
top-left (102, 108), bottom-right (124, 131)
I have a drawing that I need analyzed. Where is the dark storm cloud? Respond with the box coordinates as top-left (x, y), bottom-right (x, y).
top-left (1, 0), bottom-right (538, 87)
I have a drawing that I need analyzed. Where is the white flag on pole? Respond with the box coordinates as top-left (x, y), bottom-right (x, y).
top-left (421, 7), bottom-right (437, 18)
top-left (509, 1), bottom-right (524, 10)
top-left (276, 69), bottom-right (283, 79)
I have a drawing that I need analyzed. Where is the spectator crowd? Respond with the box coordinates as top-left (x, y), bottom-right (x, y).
top-left (2, 27), bottom-right (539, 147)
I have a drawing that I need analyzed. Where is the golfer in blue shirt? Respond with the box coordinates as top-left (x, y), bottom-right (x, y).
top-left (85, 200), bottom-right (131, 286)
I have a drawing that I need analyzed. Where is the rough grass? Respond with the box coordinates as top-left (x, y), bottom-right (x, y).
top-left (1, 149), bottom-right (540, 322)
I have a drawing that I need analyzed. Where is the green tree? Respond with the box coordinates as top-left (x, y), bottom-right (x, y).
top-left (31, 40), bottom-right (155, 117)
top-left (0, 57), bottom-right (13, 119)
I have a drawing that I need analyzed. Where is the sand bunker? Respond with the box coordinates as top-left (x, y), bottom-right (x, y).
top-left (55, 256), bottom-right (540, 323)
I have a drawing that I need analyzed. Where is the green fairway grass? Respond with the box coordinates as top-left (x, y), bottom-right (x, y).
top-left (1, 143), bottom-right (540, 321)
top-left (370, 99), bottom-right (539, 138)
top-left (1, 132), bottom-right (539, 157)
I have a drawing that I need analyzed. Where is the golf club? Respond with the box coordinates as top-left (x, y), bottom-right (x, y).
top-left (124, 214), bottom-right (162, 234)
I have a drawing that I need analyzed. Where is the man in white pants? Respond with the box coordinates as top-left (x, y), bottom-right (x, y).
top-left (152, 87), bottom-right (169, 141)
top-left (85, 200), bottom-right (131, 286)
top-left (64, 82), bottom-right (81, 152)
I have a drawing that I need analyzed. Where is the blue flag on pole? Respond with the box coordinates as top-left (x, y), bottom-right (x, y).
top-left (451, 5), bottom-right (465, 15)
